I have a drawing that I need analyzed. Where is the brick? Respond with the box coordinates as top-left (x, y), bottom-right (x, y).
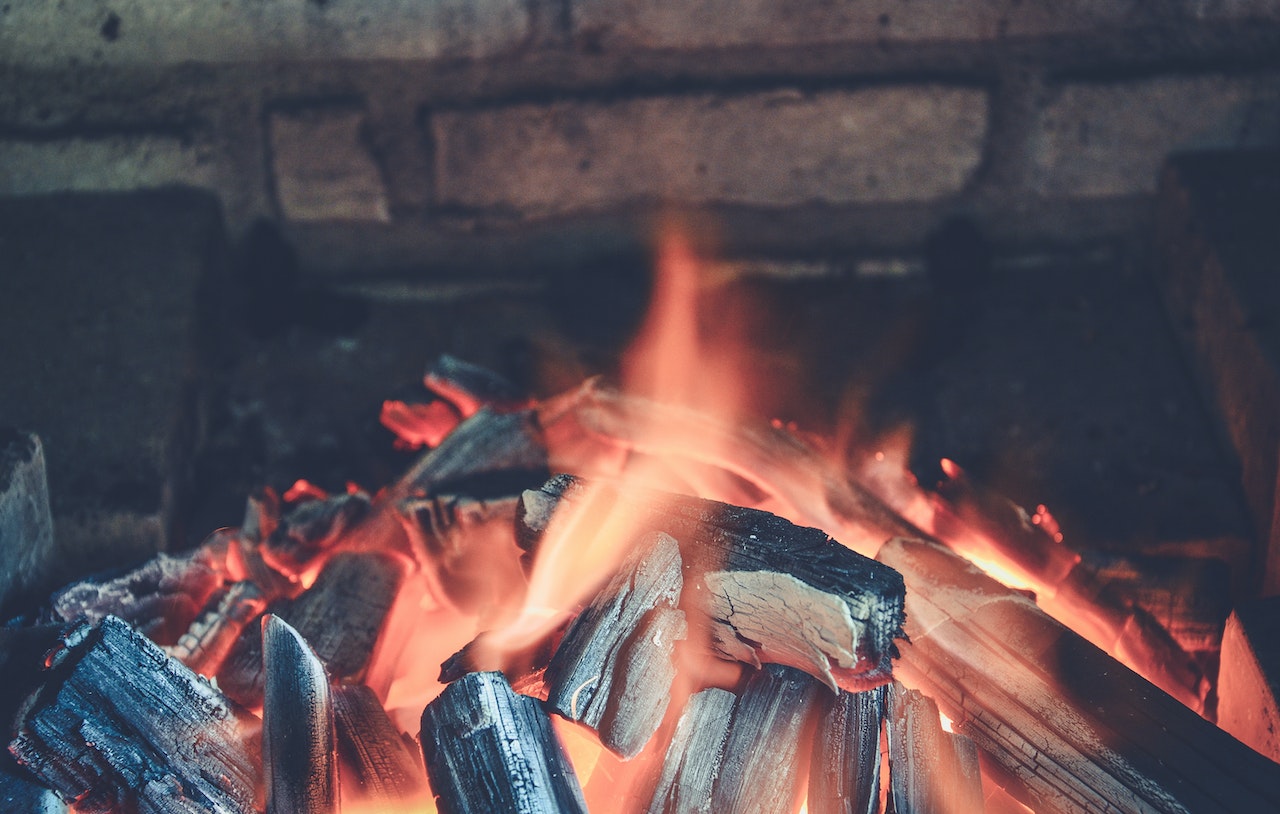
top-left (0, 0), bottom-right (529, 66)
top-left (571, 1), bottom-right (1260, 50)
top-left (0, 136), bottom-right (217, 196)
top-left (269, 108), bottom-right (390, 222)
top-left (1029, 75), bottom-right (1280, 197)
top-left (433, 88), bottom-right (988, 215)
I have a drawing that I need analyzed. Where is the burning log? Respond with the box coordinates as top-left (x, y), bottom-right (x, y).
top-left (644, 687), bottom-right (736, 814)
top-left (8, 615), bottom-right (260, 814)
top-left (424, 353), bottom-right (530, 416)
top-left (262, 614), bottom-right (337, 814)
top-left (877, 537), bottom-right (1280, 814)
top-left (711, 664), bottom-right (825, 814)
top-left (420, 670), bottom-right (588, 814)
top-left (397, 407), bottom-right (548, 499)
top-left (520, 474), bottom-right (906, 692)
top-left (332, 684), bottom-right (430, 807)
top-left (545, 530), bottom-right (686, 758)
top-left (164, 580), bottom-right (266, 676)
top-left (807, 686), bottom-right (884, 814)
top-left (262, 489), bottom-right (371, 576)
top-left (537, 382), bottom-right (924, 551)
top-left (886, 682), bottom-right (984, 814)
top-left (1217, 596), bottom-right (1280, 762)
top-left (0, 429), bottom-right (55, 617)
top-left (218, 551), bottom-right (404, 706)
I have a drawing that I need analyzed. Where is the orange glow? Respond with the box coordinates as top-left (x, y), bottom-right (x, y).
top-left (282, 478), bottom-right (328, 503)
top-left (380, 398), bottom-right (463, 450)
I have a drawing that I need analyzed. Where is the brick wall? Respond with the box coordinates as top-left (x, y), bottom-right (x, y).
top-left (2, 1), bottom-right (1279, 275)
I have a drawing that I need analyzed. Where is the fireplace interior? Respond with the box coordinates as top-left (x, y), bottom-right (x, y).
top-left (2, 3), bottom-right (1280, 813)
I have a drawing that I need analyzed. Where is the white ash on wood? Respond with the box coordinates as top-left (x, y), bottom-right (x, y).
top-left (886, 681), bottom-right (984, 814)
top-left (807, 685), bottom-right (884, 814)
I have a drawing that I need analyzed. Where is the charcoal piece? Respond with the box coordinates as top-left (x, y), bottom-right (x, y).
top-left (9, 616), bottom-right (260, 814)
top-left (520, 475), bottom-right (905, 692)
top-left (711, 664), bottom-right (825, 814)
top-left (0, 767), bottom-right (65, 813)
top-left (421, 671), bottom-right (587, 814)
top-left (424, 353), bottom-right (528, 415)
top-left (263, 490), bottom-right (371, 574)
top-left (241, 486), bottom-right (281, 544)
top-left (1218, 596), bottom-right (1280, 761)
top-left (396, 494), bottom-right (524, 613)
top-left (164, 580), bottom-right (266, 677)
top-left (218, 551), bottom-right (403, 707)
top-left (808, 686), bottom-right (884, 814)
top-left (397, 408), bottom-right (548, 499)
top-left (887, 682), bottom-right (983, 814)
top-left (878, 537), bottom-right (1280, 814)
top-left (0, 429), bottom-right (55, 616)
top-left (262, 615), bottom-right (337, 814)
top-left (333, 684), bottom-right (429, 806)
top-left (645, 687), bottom-right (736, 814)
top-left (50, 551), bottom-right (224, 645)
top-left (546, 531), bottom-right (686, 758)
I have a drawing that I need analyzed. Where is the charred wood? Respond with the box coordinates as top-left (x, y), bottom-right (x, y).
top-left (218, 551), bottom-right (404, 707)
top-left (878, 537), bottom-right (1280, 814)
top-left (397, 408), bottom-right (548, 500)
top-left (0, 429), bottom-right (55, 617)
top-left (711, 664), bottom-right (825, 814)
top-left (164, 580), bottom-right (266, 677)
top-left (1218, 596), bottom-right (1280, 761)
top-left (8, 615), bottom-right (260, 814)
top-left (262, 490), bottom-right (371, 575)
top-left (332, 684), bottom-right (429, 807)
top-left (262, 614), bottom-right (337, 814)
top-left (886, 682), bottom-right (983, 814)
top-left (546, 531), bottom-right (686, 758)
top-left (808, 686), bottom-right (884, 814)
top-left (520, 474), bottom-right (905, 692)
top-left (424, 353), bottom-right (529, 416)
top-left (241, 486), bottom-right (281, 545)
top-left (421, 670), bottom-right (587, 814)
top-left (0, 767), bottom-right (66, 813)
top-left (50, 551), bottom-right (224, 647)
top-left (645, 687), bottom-right (736, 814)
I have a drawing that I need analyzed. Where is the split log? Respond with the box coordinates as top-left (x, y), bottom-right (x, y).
top-left (886, 682), bottom-right (983, 814)
top-left (420, 671), bottom-right (587, 814)
top-left (808, 686), bottom-right (884, 814)
top-left (711, 664), bottom-right (825, 814)
top-left (545, 531), bottom-right (686, 758)
top-left (520, 475), bottom-right (905, 692)
top-left (332, 684), bottom-right (430, 807)
top-left (262, 614), bottom-right (337, 814)
top-left (877, 537), bottom-right (1280, 814)
top-left (397, 407), bottom-right (548, 499)
top-left (644, 687), bottom-right (736, 814)
top-left (218, 551), bottom-right (404, 707)
top-left (0, 429), bottom-right (55, 617)
top-left (9, 615), bottom-right (260, 814)
top-left (50, 551), bottom-right (225, 645)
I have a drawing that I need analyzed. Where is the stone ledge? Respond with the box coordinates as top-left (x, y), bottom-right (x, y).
top-left (432, 87), bottom-right (989, 216)
top-left (0, 136), bottom-right (218, 196)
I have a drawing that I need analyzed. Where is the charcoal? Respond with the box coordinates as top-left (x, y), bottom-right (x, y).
top-left (711, 664), bottom-right (825, 814)
top-left (9, 616), bottom-right (260, 814)
top-left (263, 490), bottom-right (371, 574)
top-left (164, 580), bottom-right (266, 677)
top-left (421, 671), bottom-right (587, 814)
top-left (424, 353), bottom-right (528, 415)
top-left (0, 429), bottom-right (55, 617)
top-left (262, 614), bottom-right (337, 814)
top-left (808, 686), bottom-right (884, 814)
top-left (886, 682), bottom-right (983, 814)
top-left (397, 408), bottom-right (548, 499)
top-left (333, 684), bottom-right (429, 806)
top-left (546, 531), bottom-right (685, 758)
top-left (644, 687), bottom-right (736, 814)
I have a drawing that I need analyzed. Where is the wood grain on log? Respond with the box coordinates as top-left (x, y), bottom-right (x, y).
top-left (546, 530), bottom-right (685, 758)
top-left (645, 687), bottom-right (736, 814)
top-left (520, 475), bottom-right (905, 692)
top-left (262, 614), bottom-right (337, 814)
top-left (808, 686), bottom-right (884, 814)
top-left (9, 616), bottom-right (260, 814)
top-left (333, 684), bottom-right (430, 807)
top-left (886, 682), bottom-right (984, 814)
top-left (878, 537), bottom-right (1280, 814)
top-left (397, 408), bottom-right (548, 499)
top-left (421, 671), bottom-right (587, 814)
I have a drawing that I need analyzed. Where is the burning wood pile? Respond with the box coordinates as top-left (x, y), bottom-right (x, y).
top-left (4, 231), bottom-right (1280, 813)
